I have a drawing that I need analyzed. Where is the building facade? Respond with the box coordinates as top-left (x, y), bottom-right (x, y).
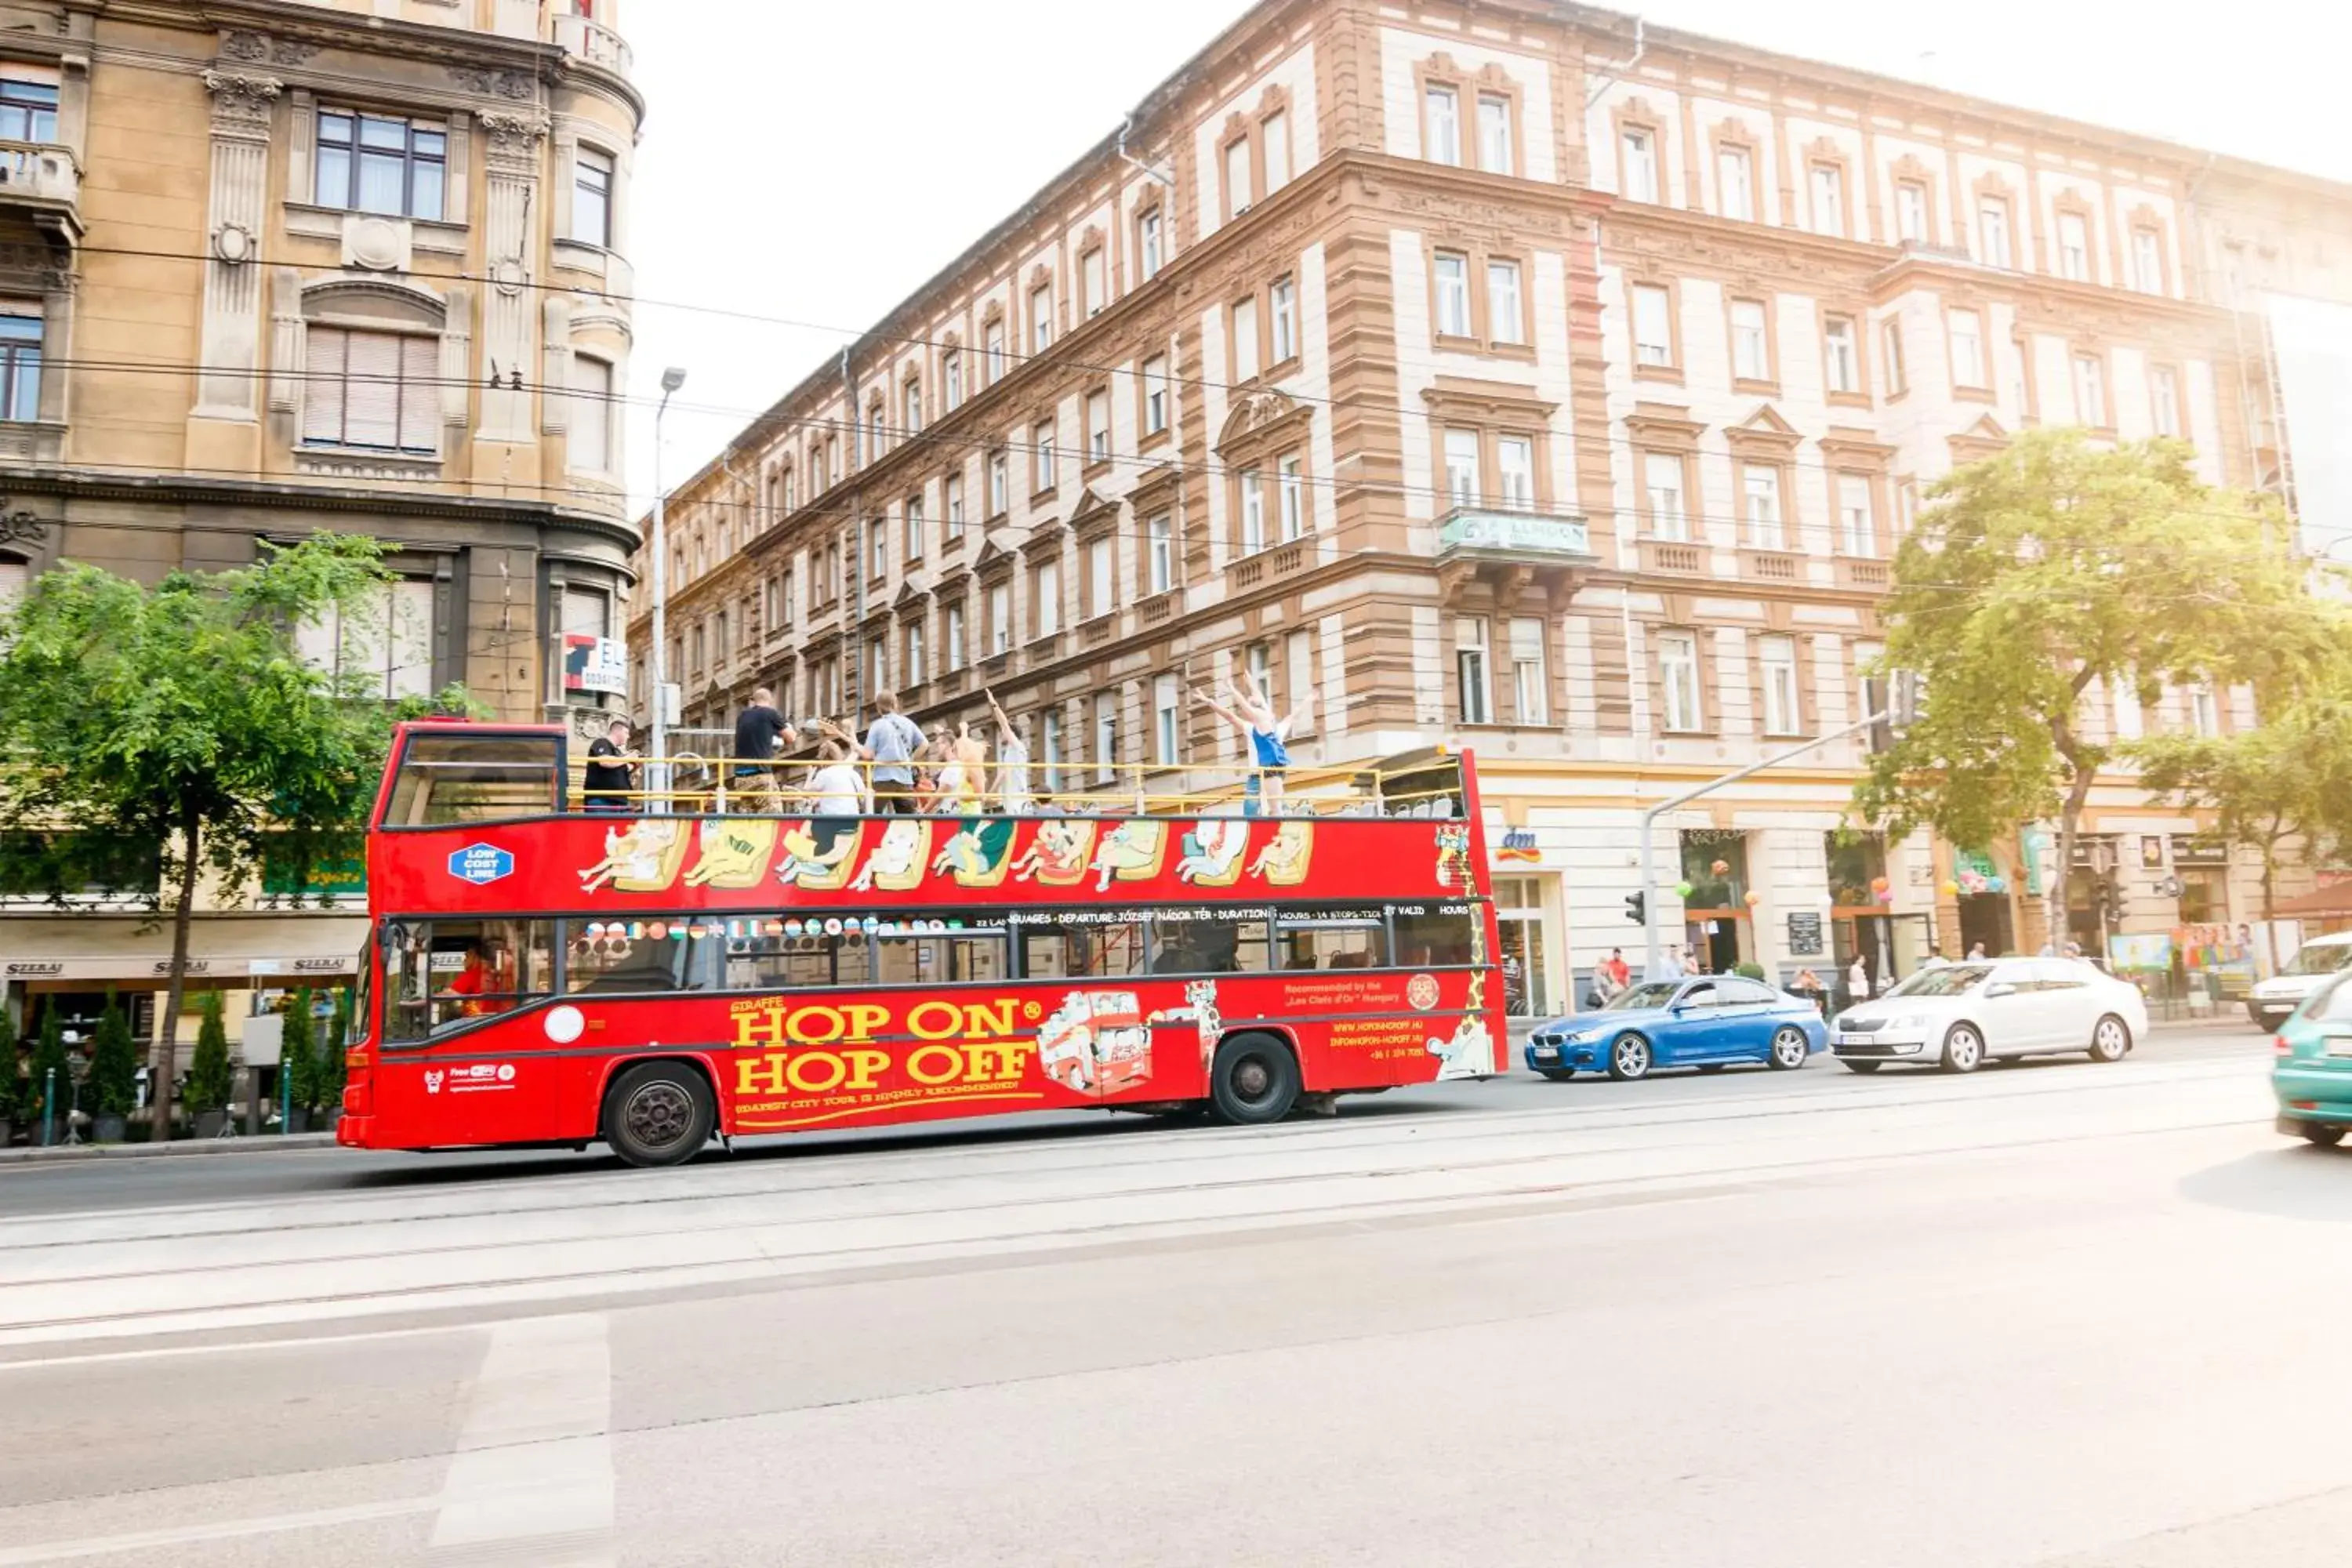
top-left (635, 0), bottom-right (2349, 1017)
top-left (1, 0), bottom-right (642, 1044)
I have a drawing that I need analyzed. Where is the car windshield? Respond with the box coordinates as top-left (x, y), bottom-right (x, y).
top-left (1885, 964), bottom-right (1995, 998)
top-left (2281, 943), bottom-right (2352, 977)
top-left (1606, 982), bottom-right (1682, 1011)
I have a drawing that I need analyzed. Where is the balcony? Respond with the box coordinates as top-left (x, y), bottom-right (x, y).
top-left (1740, 546), bottom-right (1802, 586)
top-left (1436, 509), bottom-right (1595, 609)
top-left (1835, 555), bottom-right (1891, 592)
top-left (1637, 538), bottom-right (1705, 576)
top-left (0, 141), bottom-right (82, 244)
top-left (552, 13), bottom-right (633, 76)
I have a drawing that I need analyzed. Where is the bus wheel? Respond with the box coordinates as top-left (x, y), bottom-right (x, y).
top-left (603, 1062), bottom-right (714, 1168)
top-left (1210, 1035), bottom-right (1301, 1125)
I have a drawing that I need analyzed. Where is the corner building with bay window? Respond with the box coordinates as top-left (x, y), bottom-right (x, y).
top-left (1, 0), bottom-right (643, 1049)
top-left (639, 0), bottom-right (2350, 1018)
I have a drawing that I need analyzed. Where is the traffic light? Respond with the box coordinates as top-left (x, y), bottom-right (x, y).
top-left (1624, 891), bottom-right (1646, 926)
top-left (2100, 877), bottom-right (2126, 928)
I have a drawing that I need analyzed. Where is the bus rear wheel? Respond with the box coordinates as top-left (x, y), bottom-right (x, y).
top-left (1210, 1035), bottom-right (1301, 1125)
top-left (603, 1062), bottom-right (715, 1168)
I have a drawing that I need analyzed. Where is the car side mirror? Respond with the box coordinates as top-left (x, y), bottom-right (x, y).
top-left (1984, 982), bottom-right (2016, 998)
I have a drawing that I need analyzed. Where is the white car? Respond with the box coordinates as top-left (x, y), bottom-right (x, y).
top-left (1830, 957), bottom-right (2150, 1073)
top-left (2246, 931), bottom-right (2352, 1033)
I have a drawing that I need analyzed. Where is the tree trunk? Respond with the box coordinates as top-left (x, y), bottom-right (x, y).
top-left (152, 804), bottom-right (200, 1141)
top-left (2261, 844), bottom-right (2280, 977)
top-left (2048, 702), bottom-right (2099, 959)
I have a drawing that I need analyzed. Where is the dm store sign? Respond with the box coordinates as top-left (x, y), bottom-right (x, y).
top-left (448, 843), bottom-right (515, 887)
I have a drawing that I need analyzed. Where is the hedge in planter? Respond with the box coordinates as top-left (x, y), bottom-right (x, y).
top-left (88, 991), bottom-right (138, 1141)
top-left (186, 991), bottom-right (234, 1137)
top-left (27, 1004), bottom-right (69, 1145)
top-left (281, 988), bottom-right (318, 1131)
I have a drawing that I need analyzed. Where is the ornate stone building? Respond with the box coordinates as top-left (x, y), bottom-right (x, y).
top-left (2, 0), bottom-right (642, 1040)
top-left (636, 0), bottom-right (2350, 1015)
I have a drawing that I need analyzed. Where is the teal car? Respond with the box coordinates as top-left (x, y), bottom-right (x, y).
top-left (2273, 971), bottom-right (2352, 1145)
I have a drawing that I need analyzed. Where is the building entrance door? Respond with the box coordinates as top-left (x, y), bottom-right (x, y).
top-left (1492, 877), bottom-right (1551, 1018)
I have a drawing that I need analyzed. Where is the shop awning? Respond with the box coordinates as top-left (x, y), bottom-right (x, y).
top-left (2273, 883), bottom-right (2352, 919)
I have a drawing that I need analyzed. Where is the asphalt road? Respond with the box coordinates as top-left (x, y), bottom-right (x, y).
top-left (8, 1021), bottom-right (2344, 1567)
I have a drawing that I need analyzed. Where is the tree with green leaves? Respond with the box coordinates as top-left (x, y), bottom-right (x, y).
top-left (88, 989), bottom-right (139, 1122)
top-left (186, 990), bottom-right (233, 1119)
top-left (0, 534), bottom-right (461, 1138)
top-left (281, 988), bottom-right (318, 1116)
top-left (1856, 430), bottom-right (2338, 949)
top-left (27, 1003), bottom-right (67, 1141)
top-left (323, 986), bottom-right (351, 1114)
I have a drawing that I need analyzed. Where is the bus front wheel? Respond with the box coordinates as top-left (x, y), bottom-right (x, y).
top-left (603, 1062), bottom-right (715, 1168)
top-left (1209, 1034), bottom-right (1301, 1125)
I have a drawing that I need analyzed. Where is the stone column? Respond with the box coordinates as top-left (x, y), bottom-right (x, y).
top-left (195, 71), bottom-right (280, 421)
top-left (476, 111), bottom-right (548, 445)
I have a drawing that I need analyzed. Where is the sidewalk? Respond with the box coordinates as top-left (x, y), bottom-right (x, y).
top-left (0, 1132), bottom-right (336, 1164)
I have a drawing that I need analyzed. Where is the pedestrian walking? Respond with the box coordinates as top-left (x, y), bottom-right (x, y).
top-left (1602, 947), bottom-right (1632, 993)
top-left (730, 687), bottom-right (796, 812)
top-left (1848, 953), bottom-right (1873, 1002)
top-left (857, 691), bottom-right (927, 814)
top-left (583, 717), bottom-right (639, 812)
top-left (1967, 940), bottom-right (1987, 960)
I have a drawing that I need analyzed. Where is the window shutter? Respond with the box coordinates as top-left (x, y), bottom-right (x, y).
top-left (303, 328), bottom-right (347, 445)
top-left (343, 331), bottom-right (401, 447)
top-left (570, 358), bottom-right (611, 472)
top-left (397, 334), bottom-right (437, 452)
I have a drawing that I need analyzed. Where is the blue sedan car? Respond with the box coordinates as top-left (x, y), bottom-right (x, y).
top-left (1524, 975), bottom-right (1828, 1081)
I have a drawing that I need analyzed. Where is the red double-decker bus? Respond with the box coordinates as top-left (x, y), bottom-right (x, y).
top-left (336, 725), bottom-right (1505, 1167)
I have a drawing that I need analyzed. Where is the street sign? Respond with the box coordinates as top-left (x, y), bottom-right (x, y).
top-left (447, 843), bottom-right (514, 886)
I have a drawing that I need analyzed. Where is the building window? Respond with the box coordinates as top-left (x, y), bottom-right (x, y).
top-left (1894, 180), bottom-right (1928, 245)
top-left (782, 466), bottom-right (797, 513)
top-left (1444, 428), bottom-right (1480, 506)
top-left (988, 451), bottom-right (1009, 516)
top-left (303, 328), bottom-right (437, 452)
top-left (1142, 354), bottom-right (1169, 435)
top-left (905, 620), bottom-right (926, 687)
top-left (904, 494), bottom-right (924, 562)
top-left (1742, 464), bottom-right (1784, 550)
top-left (298, 579), bottom-right (437, 701)
top-left (1621, 126), bottom-right (1658, 203)
top-left (1087, 389), bottom-right (1111, 463)
top-left (1759, 635), bottom-right (1801, 736)
top-left (1279, 456), bottom-right (1305, 539)
top-left (1659, 631), bottom-right (1702, 732)
top-left (2190, 684), bottom-right (2220, 737)
top-left (946, 473), bottom-right (966, 534)
top-left (898, 381), bottom-right (920, 438)
top-left (1434, 252), bottom-right (1472, 339)
top-left (1246, 641), bottom-right (1272, 704)
top-left (1270, 277), bottom-right (1298, 363)
top-left (1837, 474), bottom-right (1875, 557)
top-left (2074, 353), bottom-right (2107, 426)
top-left (2151, 365), bottom-right (2182, 438)
top-left (316, 110), bottom-right (445, 220)
top-left (1040, 708), bottom-right (1063, 791)
top-left (1138, 209), bottom-right (1163, 280)
top-left (2057, 212), bottom-right (2090, 281)
top-left (1730, 299), bottom-right (1769, 382)
top-left (1487, 260), bottom-right (1523, 344)
top-left (1030, 285), bottom-right (1054, 354)
top-left (1263, 111), bottom-right (1291, 191)
top-left (0, 77), bottom-right (58, 143)
top-left (1717, 145), bottom-right (1753, 222)
top-left (1979, 198), bottom-right (2013, 268)
top-left (1455, 617), bottom-right (1491, 724)
top-left (944, 352), bottom-right (964, 411)
top-left (1081, 249), bottom-right (1105, 318)
top-left (869, 520), bottom-right (887, 579)
top-left (983, 321), bottom-right (1006, 385)
top-left (1225, 136), bottom-right (1253, 216)
top-left (1477, 93), bottom-right (1512, 172)
top-left (1034, 560), bottom-right (1060, 638)
top-left (1239, 468), bottom-right (1265, 553)
top-left (1148, 514), bottom-right (1174, 593)
top-left (571, 147), bottom-right (613, 246)
top-left (989, 582), bottom-right (1012, 656)
top-left (945, 601), bottom-right (966, 670)
top-left (1093, 692), bottom-right (1120, 782)
top-left (1809, 163), bottom-right (1845, 237)
top-left (1285, 632), bottom-right (1317, 736)
top-left (1949, 308), bottom-right (1985, 387)
top-left (1881, 320), bottom-right (1906, 395)
top-left (1824, 316), bottom-right (1860, 394)
top-left (1632, 283), bottom-right (1673, 368)
top-left (1154, 673), bottom-right (1181, 764)
top-left (1643, 452), bottom-right (1686, 541)
top-left (1232, 296), bottom-right (1259, 381)
top-left (2133, 227), bottom-right (2165, 294)
top-left (1497, 437), bottom-right (1534, 511)
top-left (1425, 84), bottom-right (1461, 166)
top-left (1087, 535), bottom-right (1113, 618)
top-left (1510, 616), bottom-right (1547, 724)
top-left (1033, 422), bottom-right (1056, 492)
top-left (568, 354), bottom-right (612, 472)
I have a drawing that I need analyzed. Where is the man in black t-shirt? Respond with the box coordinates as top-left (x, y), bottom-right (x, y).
top-left (583, 717), bottom-right (638, 811)
top-left (731, 688), bottom-right (797, 812)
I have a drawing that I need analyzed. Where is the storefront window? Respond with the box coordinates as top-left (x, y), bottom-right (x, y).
top-left (1492, 877), bottom-right (1548, 1018)
top-left (1825, 832), bottom-right (1886, 909)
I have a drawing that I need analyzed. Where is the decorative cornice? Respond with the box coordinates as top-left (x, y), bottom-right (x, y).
top-left (477, 109), bottom-right (551, 172)
top-left (202, 69), bottom-right (281, 132)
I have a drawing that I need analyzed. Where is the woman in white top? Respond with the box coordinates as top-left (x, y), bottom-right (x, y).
top-left (985, 689), bottom-right (1031, 814)
top-left (800, 735), bottom-right (867, 855)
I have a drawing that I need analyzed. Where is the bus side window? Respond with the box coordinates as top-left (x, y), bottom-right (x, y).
top-left (1019, 917), bottom-right (1147, 979)
top-left (1277, 909), bottom-right (1389, 971)
top-left (1152, 912), bottom-right (1270, 975)
top-left (1392, 907), bottom-right (1475, 968)
top-left (725, 922), bottom-right (873, 989)
top-left (878, 924), bottom-right (1009, 985)
top-left (383, 734), bottom-right (562, 827)
top-left (385, 918), bottom-right (556, 1041)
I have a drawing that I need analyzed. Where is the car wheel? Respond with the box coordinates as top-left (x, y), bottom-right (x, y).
top-left (2088, 1014), bottom-right (2132, 1064)
top-left (1768, 1026), bottom-right (1810, 1071)
top-left (1210, 1034), bottom-right (1301, 1124)
top-left (602, 1062), bottom-right (716, 1169)
top-left (1606, 1033), bottom-right (1652, 1081)
top-left (1842, 1059), bottom-right (1882, 1074)
top-left (1537, 1069), bottom-right (1576, 1083)
top-left (1940, 1023), bottom-right (1985, 1074)
top-left (2301, 1123), bottom-right (2347, 1147)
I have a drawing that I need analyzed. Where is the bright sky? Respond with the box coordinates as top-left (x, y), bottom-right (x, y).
top-left (619, 0), bottom-right (2352, 510)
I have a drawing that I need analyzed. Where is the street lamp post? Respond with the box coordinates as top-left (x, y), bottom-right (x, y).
top-left (648, 366), bottom-right (686, 799)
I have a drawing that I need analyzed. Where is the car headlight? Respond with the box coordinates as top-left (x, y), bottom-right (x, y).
top-left (1884, 1013), bottom-right (1932, 1031)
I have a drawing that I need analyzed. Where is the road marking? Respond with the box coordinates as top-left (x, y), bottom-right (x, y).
top-left (0, 1316), bottom-right (529, 1374)
top-left (0, 1498), bottom-right (436, 1564)
top-left (428, 1312), bottom-right (615, 1566)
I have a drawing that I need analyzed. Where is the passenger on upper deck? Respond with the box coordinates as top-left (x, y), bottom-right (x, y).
top-left (583, 717), bottom-right (638, 811)
top-left (731, 688), bottom-right (797, 813)
top-left (1194, 674), bottom-right (1314, 810)
top-left (985, 690), bottom-right (1032, 815)
top-left (857, 692), bottom-right (926, 815)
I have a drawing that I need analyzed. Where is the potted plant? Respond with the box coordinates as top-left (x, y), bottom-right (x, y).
top-left (27, 1004), bottom-right (67, 1146)
top-left (321, 986), bottom-right (352, 1128)
top-left (187, 991), bottom-right (234, 1139)
top-left (87, 991), bottom-right (138, 1143)
top-left (1732, 960), bottom-right (1768, 982)
top-left (281, 988), bottom-right (317, 1134)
